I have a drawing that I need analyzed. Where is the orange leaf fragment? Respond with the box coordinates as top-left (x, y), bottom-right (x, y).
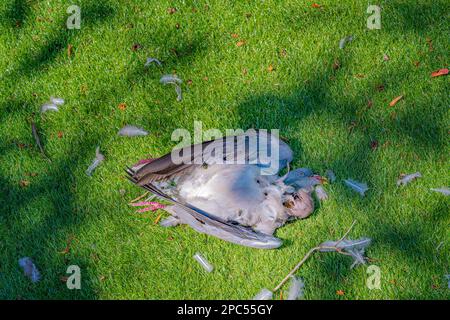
top-left (431, 68), bottom-right (449, 78)
top-left (389, 95), bottom-right (403, 107)
top-left (336, 290), bottom-right (345, 296)
top-left (312, 3), bottom-right (321, 8)
top-left (118, 103), bottom-right (126, 111)
top-left (236, 41), bottom-right (245, 47)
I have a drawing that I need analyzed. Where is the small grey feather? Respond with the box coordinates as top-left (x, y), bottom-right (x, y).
top-left (144, 57), bottom-right (162, 67)
top-left (50, 97), bottom-right (65, 105)
top-left (287, 276), bottom-right (305, 300)
top-left (325, 169), bottom-right (336, 183)
top-left (430, 187), bottom-right (450, 196)
top-left (319, 237), bottom-right (372, 268)
top-left (344, 179), bottom-right (368, 196)
top-left (18, 257), bottom-right (41, 283)
top-left (339, 35), bottom-right (354, 49)
top-left (253, 288), bottom-right (273, 300)
top-left (315, 185), bottom-right (328, 201)
top-left (86, 146), bottom-right (105, 176)
top-left (41, 103), bottom-right (59, 113)
top-left (397, 172), bottom-right (422, 186)
top-left (118, 125), bottom-right (149, 137)
top-left (160, 74), bottom-right (182, 85)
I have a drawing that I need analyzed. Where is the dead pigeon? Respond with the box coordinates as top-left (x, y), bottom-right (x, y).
top-left (126, 130), bottom-right (315, 249)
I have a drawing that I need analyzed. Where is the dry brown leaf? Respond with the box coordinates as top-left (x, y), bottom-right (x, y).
top-left (389, 95), bottom-right (403, 107)
top-left (267, 64), bottom-right (274, 72)
top-left (431, 68), bottom-right (449, 77)
top-left (236, 41), bottom-right (245, 47)
top-left (231, 33), bottom-right (239, 38)
top-left (336, 290), bottom-right (345, 296)
top-left (167, 7), bottom-right (177, 14)
top-left (57, 131), bottom-right (63, 139)
top-left (20, 180), bottom-right (30, 187)
top-left (118, 103), bottom-right (126, 111)
top-left (312, 3), bottom-right (322, 8)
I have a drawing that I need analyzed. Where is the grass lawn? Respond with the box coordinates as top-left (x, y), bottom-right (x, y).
top-left (0, 0), bottom-right (449, 299)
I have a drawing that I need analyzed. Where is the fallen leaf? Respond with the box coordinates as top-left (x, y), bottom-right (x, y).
top-left (57, 131), bottom-right (63, 139)
top-left (312, 3), bottom-right (322, 8)
top-left (431, 68), bottom-right (449, 77)
top-left (355, 73), bottom-right (365, 78)
top-left (267, 64), bottom-right (274, 72)
top-left (167, 7), bottom-right (177, 14)
top-left (67, 44), bottom-right (73, 59)
top-left (203, 76), bottom-right (209, 81)
top-left (118, 103), bottom-right (126, 111)
top-left (20, 180), bottom-right (30, 187)
top-left (231, 33), bottom-right (239, 38)
top-left (236, 40), bottom-right (245, 47)
top-left (336, 290), bottom-right (345, 296)
top-left (389, 95), bottom-right (403, 107)
top-left (187, 79), bottom-right (193, 85)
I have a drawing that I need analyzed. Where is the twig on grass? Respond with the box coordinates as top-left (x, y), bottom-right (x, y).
top-left (272, 220), bottom-right (360, 293)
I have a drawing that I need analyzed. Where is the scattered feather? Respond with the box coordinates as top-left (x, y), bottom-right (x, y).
top-left (160, 74), bottom-right (182, 85)
top-left (319, 237), bottom-right (372, 268)
top-left (315, 185), bottom-right (328, 201)
top-left (86, 146), bottom-right (104, 176)
top-left (50, 97), bottom-right (65, 105)
top-left (431, 68), bottom-right (449, 78)
top-left (175, 84), bottom-right (182, 101)
top-left (389, 95), bottom-right (403, 107)
top-left (160, 74), bottom-right (183, 102)
top-left (118, 125), bottom-right (149, 137)
top-left (193, 252), bottom-right (213, 273)
top-left (144, 57), bottom-right (162, 67)
top-left (397, 172), bottom-right (421, 186)
top-left (344, 179), bottom-right (368, 196)
top-left (18, 257), bottom-right (41, 283)
top-left (40, 103), bottom-right (58, 113)
top-left (325, 169), bottom-right (336, 183)
top-left (339, 35), bottom-right (354, 49)
top-left (160, 216), bottom-right (180, 227)
top-left (430, 187), bottom-right (450, 196)
top-left (253, 288), bottom-right (273, 300)
top-left (287, 276), bottom-right (304, 300)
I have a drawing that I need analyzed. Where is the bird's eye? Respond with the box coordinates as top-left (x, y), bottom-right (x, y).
top-left (264, 192), bottom-right (268, 196)
top-left (256, 179), bottom-right (260, 184)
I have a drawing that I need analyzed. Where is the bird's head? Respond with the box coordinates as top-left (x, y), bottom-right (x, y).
top-left (282, 190), bottom-right (314, 219)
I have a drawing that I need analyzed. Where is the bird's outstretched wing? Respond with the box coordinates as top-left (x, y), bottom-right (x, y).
top-left (125, 172), bottom-right (282, 249)
top-left (129, 130), bottom-right (292, 185)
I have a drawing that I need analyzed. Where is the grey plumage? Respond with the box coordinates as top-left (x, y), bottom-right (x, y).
top-left (118, 125), bottom-right (149, 137)
top-left (344, 179), bottom-right (368, 196)
top-left (397, 172), bottom-right (422, 186)
top-left (126, 130), bottom-right (313, 249)
top-left (287, 276), bottom-right (305, 300)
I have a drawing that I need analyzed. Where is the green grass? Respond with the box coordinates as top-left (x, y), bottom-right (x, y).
top-left (0, 0), bottom-right (449, 300)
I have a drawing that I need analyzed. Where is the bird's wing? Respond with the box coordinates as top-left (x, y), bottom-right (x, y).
top-left (129, 130), bottom-right (290, 185)
top-left (125, 175), bottom-right (282, 249)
